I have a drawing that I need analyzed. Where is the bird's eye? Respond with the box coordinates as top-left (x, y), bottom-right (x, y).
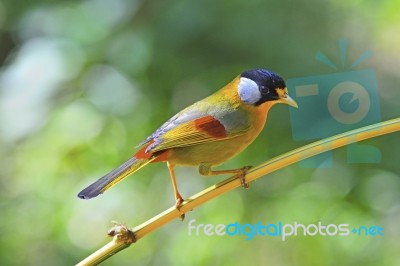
top-left (259, 85), bottom-right (268, 95)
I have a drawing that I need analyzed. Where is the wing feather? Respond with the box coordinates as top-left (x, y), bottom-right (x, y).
top-left (147, 115), bottom-right (244, 153)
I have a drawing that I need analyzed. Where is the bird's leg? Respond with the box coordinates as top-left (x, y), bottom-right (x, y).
top-left (167, 161), bottom-right (185, 220)
top-left (198, 163), bottom-right (252, 189)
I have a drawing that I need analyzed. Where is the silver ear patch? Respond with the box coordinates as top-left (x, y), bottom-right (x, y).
top-left (238, 77), bottom-right (261, 104)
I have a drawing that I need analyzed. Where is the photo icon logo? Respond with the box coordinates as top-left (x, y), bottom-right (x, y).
top-left (287, 40), bottom-right (381, 168)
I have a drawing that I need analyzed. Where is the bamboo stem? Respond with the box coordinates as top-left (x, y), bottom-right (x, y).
top-left (77, 118), bottom-right (400, 266)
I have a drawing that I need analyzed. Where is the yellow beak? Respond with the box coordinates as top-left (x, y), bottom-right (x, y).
top-left (279, 94), bottom-right (298, 108)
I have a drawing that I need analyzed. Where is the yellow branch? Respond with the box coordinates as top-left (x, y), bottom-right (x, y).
top-left (76, 117), bottom-right (400, 266)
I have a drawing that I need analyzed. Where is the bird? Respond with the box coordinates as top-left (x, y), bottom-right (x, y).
top-left (78, 69), bottom-right (298, 213)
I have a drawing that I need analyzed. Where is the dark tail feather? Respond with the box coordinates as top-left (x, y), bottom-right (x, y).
top-left (78, 157), bottom-right (151, 199)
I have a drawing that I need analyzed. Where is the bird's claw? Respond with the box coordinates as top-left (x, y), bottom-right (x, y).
top-left (239, 166), bottom-right (252, 189)
top-left (175, 196), bottom-right (185, 221)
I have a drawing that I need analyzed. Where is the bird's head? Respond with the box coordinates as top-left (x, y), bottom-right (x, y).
top-left (238, 69), bottom-right (298, 108)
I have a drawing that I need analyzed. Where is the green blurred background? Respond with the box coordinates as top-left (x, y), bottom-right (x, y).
top-left (0, 0), bottom-right (399, 265)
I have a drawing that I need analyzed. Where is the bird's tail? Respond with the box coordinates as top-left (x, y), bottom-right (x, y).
top-left (77, 156), bottom-right (153, 199)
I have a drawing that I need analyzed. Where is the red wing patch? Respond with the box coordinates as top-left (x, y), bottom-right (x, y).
top-left (134, 141), bottom-right (154, 160)
top-left (134, 139), bottom-right (170, 162)
top-left (194, 116), bottom-right (227, 139)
